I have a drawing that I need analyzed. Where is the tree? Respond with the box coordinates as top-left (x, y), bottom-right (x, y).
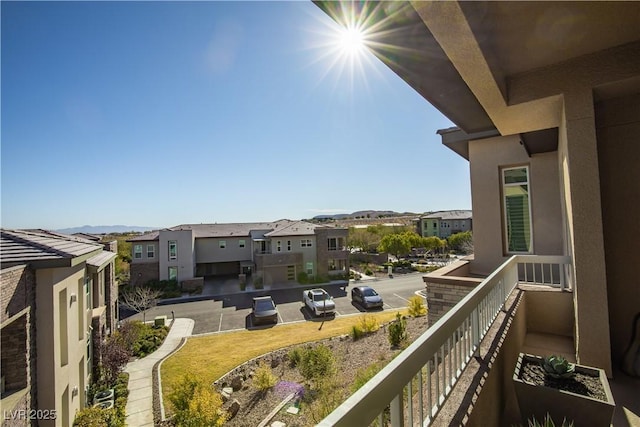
top-left (378, 233), bottom-right (412, 260)
top-left (100, 338), bottom-right (130, 385)
top-left (448, 231), bottom-right (473, 254)
top-left (421, 236), bottom-right (446, 255)
top-left (120, 286), bottom-right (162, 323)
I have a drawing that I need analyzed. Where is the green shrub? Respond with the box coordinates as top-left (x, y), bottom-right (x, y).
top-left (407, 295), bottom-right (427, 317)
top-left (297, 272), bottom-right (309, 284)
top-left (299, 345), bottom-right (335, 384)
top-left (358, 315), bottom-right (379, 333)
top-left (351, 361), bottom-right (385, 393)
top-left (168, 374), bottom-right (227, 427)
top-left (350, 324), bottom-right (364, 341)
top-left (288, 347), bottom-right (303, 367)
top-left (388, 313), bottom-right (407, 348)
top-left (253, 361), bottom-right (277, 392)
top-left (307, 375), bottom-right (344, 424)
top-left (527, 413), bottom-right (574, 427)
top-left (364, 268), bottom-right (374, 276)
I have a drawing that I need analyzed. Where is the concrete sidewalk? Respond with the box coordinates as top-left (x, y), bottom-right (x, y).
top-left (124, 318), bottom-right (194, 427)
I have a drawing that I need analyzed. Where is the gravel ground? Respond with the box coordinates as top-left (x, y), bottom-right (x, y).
top-left (159, 315), bottom-right (429, 426)
top-left (519, 359), bottom-right (607, 401)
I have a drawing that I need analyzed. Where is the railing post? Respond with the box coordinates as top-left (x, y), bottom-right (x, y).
top-left (390, 394), bottom-right (404, 427)
top-left (471, 307), bottom-right (480, 357)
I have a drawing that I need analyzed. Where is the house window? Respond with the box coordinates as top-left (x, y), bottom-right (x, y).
top-left (168, 267), bottom-right (178, 282)
top-left (301, 239), bottom-right (312, 248)
top-left (502, 166), bottom-right (533, 253)
top-left (168, 241), bottom-right (177, 260)
top-left (219, 240), bottom-right (226, 249)
top-left (239, 240), bottom-right (245, 248)
top-left (134, 245), bottom-right (142, 259)
top-left (147, 244), bottom-right (155, 258)
top-left (433, 222), bottom-right (437, 228)
top-left (328, 237), bottom-right (343, 251)
top-left (306, 262), bottom-right (314, 275)
top-left (276, 241), bottom-right (282, 252)
top-left (287, 240), bottom-right (291, 251)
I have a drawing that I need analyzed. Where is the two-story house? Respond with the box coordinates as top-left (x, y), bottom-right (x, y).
top-left (416, 210), bottom-right (473, 239)
top-left (128, 219), bottom-right (348, 288)
top-left (1, 229), bottom-right (118, 427)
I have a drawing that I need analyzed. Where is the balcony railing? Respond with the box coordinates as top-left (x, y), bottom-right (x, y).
top-left (318, 254), bottom-right (572, 427)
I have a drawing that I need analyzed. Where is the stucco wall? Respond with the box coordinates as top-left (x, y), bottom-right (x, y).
top-left (596, 92), bottom-right (640, 365)
top-left (468, 135), bottom-right (563, 275)
top-left (195, 237), bottom-right (252, 263)
top-left (159, 229), bottom-right (195, 281)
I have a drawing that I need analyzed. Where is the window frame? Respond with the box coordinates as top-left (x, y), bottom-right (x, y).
top-left (239, 240), bottom-right (245, 248)
top-left (147, 244), bottom-right (155, 258)
top-left (168, 266), bottom-right (178, 282)
top-left (219, 240), bottom-right (226, 249)
top-left (501, 165), bottom-right (534, 254)
top-left (168, 240), bottom-right (177, 260)
top-left (133, 244), bottom-right (142, 259)
top-left (301, 239), bottom-right (313, 248)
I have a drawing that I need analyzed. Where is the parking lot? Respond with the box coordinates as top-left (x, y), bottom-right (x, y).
top-left (128, 274), bottom-right (425, 335)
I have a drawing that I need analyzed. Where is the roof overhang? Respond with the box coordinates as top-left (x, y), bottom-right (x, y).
top-left (87, 251), bottom-right (118, 273)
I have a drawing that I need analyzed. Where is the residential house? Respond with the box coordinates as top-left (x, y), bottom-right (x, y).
top-left (128, 219), bottom-right (348, 287)
top-left (416, 210), bottom-right (472, 239)
top-left (316, 1), bottom-right (639, 426)
top-left (1, 229), bottom-right (118, 427)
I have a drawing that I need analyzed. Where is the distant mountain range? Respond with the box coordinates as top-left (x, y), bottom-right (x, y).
top-left (312, 210), bottom-right (418, 220)
top-left (56, 225), bottom-right (158, 235)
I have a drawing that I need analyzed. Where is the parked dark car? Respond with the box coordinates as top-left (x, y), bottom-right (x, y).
top-left (351, 285), bottom-right (383, 309)
top-left (252, 296), bottom-right (278, 325)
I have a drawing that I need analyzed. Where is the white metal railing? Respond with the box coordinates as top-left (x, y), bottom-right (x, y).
top-left (317, 254), bottom-right (572, 427)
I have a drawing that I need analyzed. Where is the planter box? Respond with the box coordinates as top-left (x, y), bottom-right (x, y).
top-left (513, 353), bottom-right (615, 426)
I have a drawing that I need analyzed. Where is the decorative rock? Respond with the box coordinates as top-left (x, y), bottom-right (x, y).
top-left (228, 399), bottom-right (241, 419)
top-left (271, 421), bottom-right (286, 427)
top-left (271, 357), bottom-right (280, 369)
top-left (231, 376), bottom-right (243, 391)
top-left (286, 406), bottom-right (300, 415)
top-left (222, 387), bottom-right (233, 395)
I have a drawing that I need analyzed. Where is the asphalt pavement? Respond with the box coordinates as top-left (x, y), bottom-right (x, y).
top-left (122, 272), bottom-right (426, 335)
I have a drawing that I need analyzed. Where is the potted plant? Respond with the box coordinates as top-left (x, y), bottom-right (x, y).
top-left (513, 353), bottom-right (615, 427)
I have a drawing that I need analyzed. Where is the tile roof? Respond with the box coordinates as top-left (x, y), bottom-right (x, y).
top-left (1, 229), bottom-right (104, 266)
top-left (127, 219), bottom-right (332, 241)
top-left (421, 210), bottom-right (473, 220)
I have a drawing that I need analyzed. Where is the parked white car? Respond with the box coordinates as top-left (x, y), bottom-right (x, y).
top-left (302, 288), bottom-right (336, 317)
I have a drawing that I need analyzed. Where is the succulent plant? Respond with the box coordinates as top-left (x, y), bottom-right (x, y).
top-left (541, 355), bottom-right (575, 379)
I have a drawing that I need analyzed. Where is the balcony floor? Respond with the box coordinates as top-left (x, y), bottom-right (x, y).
top-left (610, 367), bottom-right (640, 427)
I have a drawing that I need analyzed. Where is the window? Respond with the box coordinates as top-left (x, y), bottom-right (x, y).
top-left (134, 245), bottom-right (142, 259)
top-left (168, 241), bottom-right (177, 260)
top-left (328, 237), bottom-right (343, 251)
top-left (239, 240), bottom-right (245, 248)
top-left (306, 262), bottom-right (314, 275)
top-left (287, 240), bottom-right (291, 251)
top-left (301, 239), bottom-right (312, 248)
top-left (433, 222), bottom-right (437, 228)
top-left (276, 240), bottom-right (282, 252)
top-left (502, 166), bottom-right (533, 253)
top-left (219, 240), bottom-right (226, 249)
top-left (168, 267), bottom-right (178, 281)
top-left (147, 244), bottom-right (155, 258)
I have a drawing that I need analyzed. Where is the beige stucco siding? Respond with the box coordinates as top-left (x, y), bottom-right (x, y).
top-left (159, 230), bottom-right (195, 281)
top-left (195, 237), bottom-right (252, 263)
top-left (468, 135), bottom-right (563, 276)
top-left (596, 92), bottom-right (640, 363)
top-left (35, 265), bottom-right (89, 427)
top-left (130, 241), bottom-right (159, 264)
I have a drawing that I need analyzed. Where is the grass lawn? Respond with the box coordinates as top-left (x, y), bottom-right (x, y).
top-left (161, 310), bottom-right (406, 409)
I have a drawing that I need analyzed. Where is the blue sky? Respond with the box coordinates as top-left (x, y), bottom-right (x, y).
top-left (1, 1), bottom-right (468, 230)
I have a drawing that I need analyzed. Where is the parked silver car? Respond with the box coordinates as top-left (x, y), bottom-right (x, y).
top-left (302, 288), bottom-right (336, 317)
top-left (351, 285), bottom-right (383, 309)
top-left (252, 296), bottom-right (278, 325)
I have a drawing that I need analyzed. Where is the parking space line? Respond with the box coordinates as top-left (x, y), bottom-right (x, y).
top-left (277, 312), bottom-right (284, 324)
top-left (393, 293), bottom-right (410, 302)
top-left (218, 313), bottom-right (223, 332)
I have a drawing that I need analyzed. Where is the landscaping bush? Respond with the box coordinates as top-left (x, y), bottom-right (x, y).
top-left (253, 361), bottom-right (277, 392)
top-left (388, 312), bottom-right (407, 348)
top-left (288, 347), bottom-right (303, 367)
top-left (358, 314), bottom-right (379, 333)
top-left (299, 345), bottom-right (335, 385)
top-left (350, 324), bottom-right (364, 341)
top-left (169, 374), bottom-right (227, 427)
top-left (297, 272), bottom-right (309, 284)
top-left (307, 375), bottom-right (344, 424)
top-left (114, 320), bottom-right (168, 358)
top-left (351, 361), bottom-right (385, 393)
top-left (407, 295), bottom-right (427, 317)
